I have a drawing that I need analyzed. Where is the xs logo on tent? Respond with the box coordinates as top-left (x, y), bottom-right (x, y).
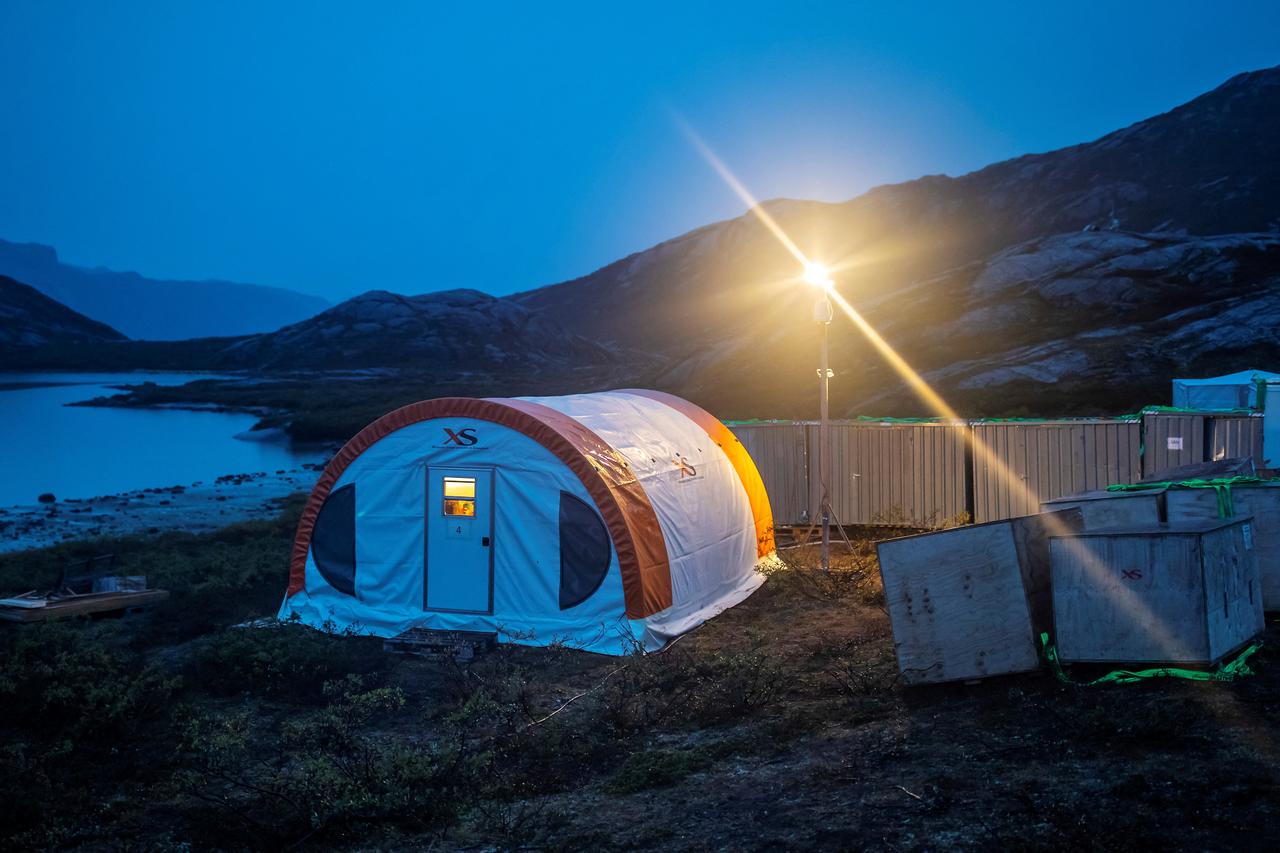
top-left (441, 427), bottom-right (478, 447)
top-left (672, 455), bottom-right (697, 479)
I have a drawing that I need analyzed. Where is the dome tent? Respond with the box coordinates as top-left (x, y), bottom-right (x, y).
top-left (280, 389), bottom-right (776, 654)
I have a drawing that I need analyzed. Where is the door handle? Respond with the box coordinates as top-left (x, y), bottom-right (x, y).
top-left (482, 536), bottom-right (491, 547)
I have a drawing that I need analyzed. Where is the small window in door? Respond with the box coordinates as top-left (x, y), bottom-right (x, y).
top-left (442, 476), bottom-right (476, 516)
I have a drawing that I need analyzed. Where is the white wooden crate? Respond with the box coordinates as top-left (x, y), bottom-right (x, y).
top-left (1165, 483), bottom-right (1280, 611)
top-left (876, 509), bottom-right (1082, 685)
top-left (1041, 488), bottom-right (1164, 530)
top-left (1050, 519), bottom-right (1263, 666)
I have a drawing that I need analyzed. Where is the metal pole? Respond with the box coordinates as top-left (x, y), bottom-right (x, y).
top-left (818, 296), bottom-right (831, 573)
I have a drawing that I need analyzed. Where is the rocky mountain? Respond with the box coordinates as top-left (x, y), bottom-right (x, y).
top-left (0, 239), bottom-right (329, 341)
top-left (216, 288), bottom-right (623, 371)
top-left (846, 230), bottom-right (1280, 415)
top-left (0, 274), bottom-right (126, 348)
top-left (8, 66), bottom-right (1280, 421)
top-left (513, 65), bottom-right (1280, 417)
top-left (6, 285), bottom-right (634, 384)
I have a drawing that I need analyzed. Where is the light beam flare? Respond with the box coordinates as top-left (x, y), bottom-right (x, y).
top-left (679, 120), bottom-right (1270, 698)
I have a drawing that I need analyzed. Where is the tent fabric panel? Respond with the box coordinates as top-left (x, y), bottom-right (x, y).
top-left (289, 396), bottom-right (672, 619)
top-left (496, 397), bottom-right (673, 617)
top-left (343, 444), bottom-right (429, 613)
top-left (618, 388), bottom-right (776, 557)
top-left (639, 557), bottom-right (772, 650)
top-left (520, 391), bottom-right (759, 612)
top-left (281, 582), bottom-right (638, 656)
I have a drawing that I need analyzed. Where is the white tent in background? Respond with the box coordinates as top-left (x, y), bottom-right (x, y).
top-left (1171, 369), bottom-right (1280, 411)
top-left (279, 390), bottom-right (777, 654)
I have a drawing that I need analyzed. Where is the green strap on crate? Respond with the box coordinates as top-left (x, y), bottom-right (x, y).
top-left (1040, 633), bottom-right (1262, 685)
top-left (1106, 476), bottom-right (1280, 518)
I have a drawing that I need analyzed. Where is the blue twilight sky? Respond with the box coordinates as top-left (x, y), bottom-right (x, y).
top-left (1, 1), bottom-right (1278, 302)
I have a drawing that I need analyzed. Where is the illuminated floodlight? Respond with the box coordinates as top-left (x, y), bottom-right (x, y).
top-left (803, 262), bottom-right (832, 288)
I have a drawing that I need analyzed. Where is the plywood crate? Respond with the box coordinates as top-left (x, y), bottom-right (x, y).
top-left (1165, 482), bottom-right (1280, 611)
top-left (1050, 519), bottom-right (1263, 666)
top-left (1040, 488), bottom-right (1165, 530)
top-left (877, 508), bottom-right (1083, 685)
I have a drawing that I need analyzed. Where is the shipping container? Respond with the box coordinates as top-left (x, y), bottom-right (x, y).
top-left (1206, 414), bottom-right (1265, 467)
top-left (1142, 412), bottom-right (1207, 478)
top-left (808, 420), bottom-right (970, 527)
top-left (971, 420), bottom-right (1142, 523)
top-left (728, 421), bottom-right (811, 525)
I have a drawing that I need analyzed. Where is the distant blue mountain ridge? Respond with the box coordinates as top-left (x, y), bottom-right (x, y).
top-left (0, 238), bottom-right (329, 340)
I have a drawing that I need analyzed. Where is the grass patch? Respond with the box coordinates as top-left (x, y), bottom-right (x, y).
top-left (608, 747), bottom-right (716, 794)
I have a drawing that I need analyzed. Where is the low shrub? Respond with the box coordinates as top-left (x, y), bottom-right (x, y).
top-left (0, 622), bottom-right (180, 847)
top-left (607, 747), bottom-right (713, 794)
top-left (0, 621), bottom-right (178, 742)
top-left (825, 637), bottom-right (899, 698)
top-left (185, 619), bottom-right (391, 703)
top-left (765, 551), bottom-right (886, 606)
top-left (687, 647), bottom-right (785, 726)
top-left (176, 676), bottom-right (473, 849)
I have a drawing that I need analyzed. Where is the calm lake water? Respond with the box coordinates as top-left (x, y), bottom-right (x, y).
top-left (0, 372), bottom-right (327, 508)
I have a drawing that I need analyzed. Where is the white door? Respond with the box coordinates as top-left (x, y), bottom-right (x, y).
top-left (425, 467), bottom-right (494, 613)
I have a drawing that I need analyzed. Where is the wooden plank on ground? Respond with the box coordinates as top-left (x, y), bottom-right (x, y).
top-left (0, 589), bottom-right (169, 623)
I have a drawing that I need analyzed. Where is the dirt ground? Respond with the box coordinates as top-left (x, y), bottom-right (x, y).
top-left (1, 522), bottom-right (1278, 851)
top-left (484, 544), bottom-right (1280, 851)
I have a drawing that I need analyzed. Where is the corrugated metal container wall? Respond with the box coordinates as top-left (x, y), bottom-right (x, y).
top-left (1206, 414), bottom-right (1265, 466)
top-left (808, 422), bottom-right (970, 526)
top-left (971, 420), bottom-right (1142, 523)
top-left (1142, 413), bottom-right (1207, 478)
top-left (727, 422), bottom-right (810, 525)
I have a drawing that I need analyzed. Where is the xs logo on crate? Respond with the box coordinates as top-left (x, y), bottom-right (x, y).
top-left (1121, 568), bottom-right (1144, 581)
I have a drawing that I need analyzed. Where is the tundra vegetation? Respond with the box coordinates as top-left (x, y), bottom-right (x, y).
top-left (0, 499), bottom-right (1277, 850)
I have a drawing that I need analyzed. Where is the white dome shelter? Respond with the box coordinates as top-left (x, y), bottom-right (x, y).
top-left (280, 389), bottom-right (776, 654)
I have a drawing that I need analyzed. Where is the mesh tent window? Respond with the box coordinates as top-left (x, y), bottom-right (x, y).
top-left (313, 483), bottom-right (357, 596)
top-left (559, 491), bottom-right (611, 610)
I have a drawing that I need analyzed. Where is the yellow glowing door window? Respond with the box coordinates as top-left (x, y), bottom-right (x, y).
top-left (442, 476), bottom-right (476, 516)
